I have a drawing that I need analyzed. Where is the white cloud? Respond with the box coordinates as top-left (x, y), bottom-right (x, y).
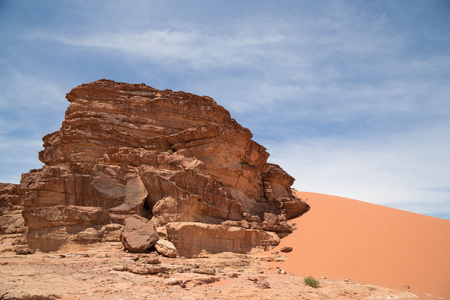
top-left (0, 72), bottom-right (68, 183)
top-left (21, 3), bottom-right (449, 123)
top-left (266, 121), bottom-right (450, 217)
top-left (0, 137), bottom-right (44, 183)
top-left (0, 72), bottom-right (68, 134)
top-left (0, 73), bottom-right (65, 107)
top-left (26, 28), bottom-right (285, 71)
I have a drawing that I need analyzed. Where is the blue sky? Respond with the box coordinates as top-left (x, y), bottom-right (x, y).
top-left (1, 0), bottom-right (449, 219)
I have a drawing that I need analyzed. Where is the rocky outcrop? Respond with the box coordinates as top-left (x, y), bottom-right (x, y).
top-left (0, 183), bottom-right (27, 253)
top-left (166, 222), bottom-right (280, 257)
top-left (0, 79), bottom-right (309, 255)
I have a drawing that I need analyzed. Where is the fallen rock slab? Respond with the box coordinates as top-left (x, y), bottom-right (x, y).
top-left (121, 215), bottom-right (159, 253)
top-left (155, 238), bottom-right (177, 258)
top-left (280, 246), bottom-right (293, 253)
top-left (129, 265), bottom-right (168, 275)
top-left (166, 222), bottom-right (280, 257)
top-left (192, 267), bottom-right (216, 275)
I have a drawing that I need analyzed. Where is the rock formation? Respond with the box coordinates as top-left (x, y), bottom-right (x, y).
top-left (0, 79), bottom-right (309, 256)
top-left (0, 183), bottom-right (26, 252)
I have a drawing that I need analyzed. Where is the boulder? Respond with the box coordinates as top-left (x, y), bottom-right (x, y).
top-left (257, 278), bottom-right (271, 289)
top-left (280, 246), bottom-right (293, 253)
top-left (155, 239), bottom-right (177, 258)
top-left (121, 215), bottom-right (159, 253)
top-left (166, 222), bottom-right (280, 257)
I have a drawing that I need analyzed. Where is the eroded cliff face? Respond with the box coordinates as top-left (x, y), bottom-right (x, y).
top-left (0, 79), bottom-right (309, 256)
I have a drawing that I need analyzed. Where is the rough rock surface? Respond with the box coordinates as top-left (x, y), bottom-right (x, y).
top-left (0, 183), bottom-right (27, 253)
top-left (167, 222), bottom-right (280, 257)
top-left (121, 214), bottom-right (159, 253)
top-left (0, 79), bottom-right (309, 255)
top-left (155, 238), bottom-right (178, 258)
top-left (0, 246), bottom-right (418, 300)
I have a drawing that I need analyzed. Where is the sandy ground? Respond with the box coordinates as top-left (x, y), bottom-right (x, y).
top-left (272, 191), bottom-right (450, 300)
top-left (1, 192), bottom-right (448, 299)
top-left (0, 243), bottom-right (417, 300)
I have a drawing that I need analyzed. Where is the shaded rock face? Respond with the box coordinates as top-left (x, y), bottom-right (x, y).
top-left (166, 222), bottom-right (280, 257)
top-left (0, 79), bottom-right (309, 255)
top-left (0, 183), bottom-right (27, 253)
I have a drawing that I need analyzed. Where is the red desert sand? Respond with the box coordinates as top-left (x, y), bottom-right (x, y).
top-left (271, 191), bottom-right (450, 299)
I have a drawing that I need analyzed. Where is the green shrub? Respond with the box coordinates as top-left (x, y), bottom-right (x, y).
top-left (304, 276), bottom-right (320, 288)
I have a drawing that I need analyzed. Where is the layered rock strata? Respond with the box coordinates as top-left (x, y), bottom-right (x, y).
top-left (0, 183), bottom-right (27, 252)
top-left (0, 79), bottom-right (309, 256)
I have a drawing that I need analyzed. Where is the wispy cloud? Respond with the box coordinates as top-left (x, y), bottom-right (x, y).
top-left (266, 120), bottom-right (450, 216)
top-left (27, 28), bottom-right (285, 70)
top-left (0, 72), bottom-right (67, 183)
top-left (0, 71), bottom-right (67, 135)
top-left (0, 138), bottom-right (44, 183)
top-left (22, 2), bottom-right (449, 121)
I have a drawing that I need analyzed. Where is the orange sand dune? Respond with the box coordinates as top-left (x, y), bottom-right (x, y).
top-left (273, 192), bottom-right (450, 299)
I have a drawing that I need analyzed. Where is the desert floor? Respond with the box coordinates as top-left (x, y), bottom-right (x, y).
top-left (1, 192), bottom-right (449, 299)
top-left (0, 243), bottom-right (418, 300)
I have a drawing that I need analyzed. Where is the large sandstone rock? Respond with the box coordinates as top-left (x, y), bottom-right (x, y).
top-left (155, 238), bottom-right (178, 258)
top-left (121, 215), bottom-right (159, 253)
top-left (0, 183), bottom-right (27, 252)
top-left (166, 222), bottom-right (280, 257)
top-left (0, 79), bottom-right (309, 254)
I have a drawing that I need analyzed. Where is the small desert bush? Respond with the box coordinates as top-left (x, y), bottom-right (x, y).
top-left (304, 276), bottom-right (320, 288)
